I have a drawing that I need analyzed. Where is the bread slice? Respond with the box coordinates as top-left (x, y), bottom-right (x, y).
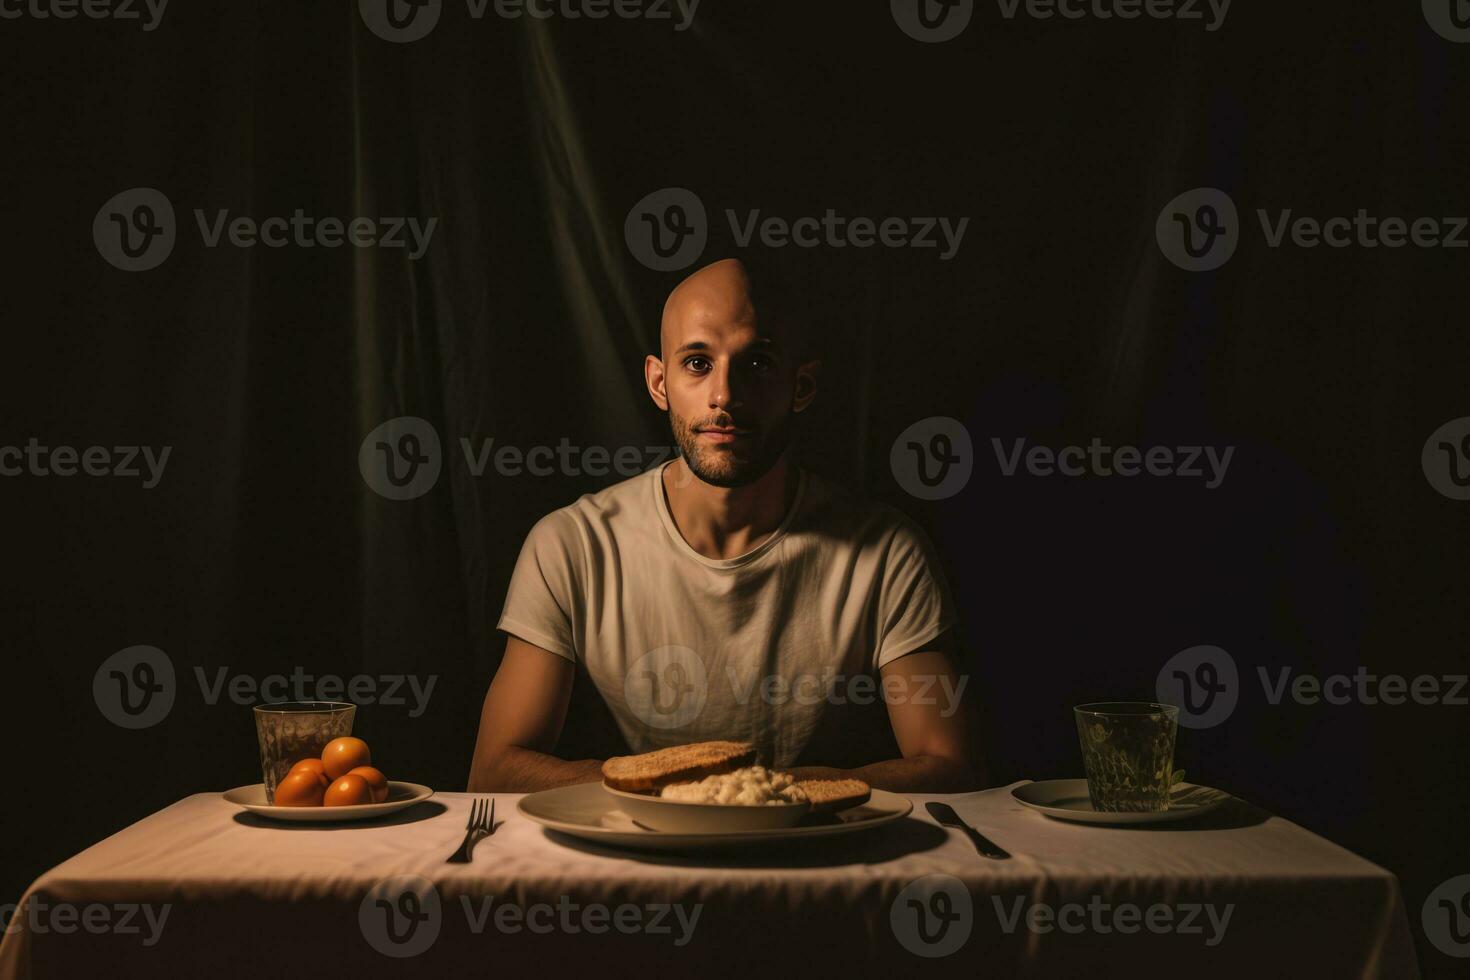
top-left (601, 740), bottom-right (757, 793)
top-left (794, 778), bottom-right (871, 813)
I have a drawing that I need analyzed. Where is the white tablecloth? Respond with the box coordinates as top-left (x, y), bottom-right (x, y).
top-left (0, 781), bottom-right (1417, 979)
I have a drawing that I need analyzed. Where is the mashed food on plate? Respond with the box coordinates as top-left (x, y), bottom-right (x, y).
top-left (658, 765), bottom-right (809, 805)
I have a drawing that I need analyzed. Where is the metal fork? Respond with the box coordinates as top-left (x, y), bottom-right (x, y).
top-left (446, 798), bottom-right (496, 863)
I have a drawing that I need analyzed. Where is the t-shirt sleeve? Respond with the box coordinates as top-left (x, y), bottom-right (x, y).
top-left (495, 510), bottom-right (583, 663)
top-left (874, 514), bottom-right (958, 670)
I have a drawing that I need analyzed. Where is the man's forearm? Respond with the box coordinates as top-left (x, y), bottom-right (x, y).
top-left (468, 745), bottom-right (605, 793)
top-left (787, 754), bottom-right (983, 794)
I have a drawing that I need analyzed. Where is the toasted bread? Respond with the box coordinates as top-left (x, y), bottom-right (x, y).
top-left (794, 778), bottom-right (871, 813)
top-left (601, 740), bottom-right (757, 793)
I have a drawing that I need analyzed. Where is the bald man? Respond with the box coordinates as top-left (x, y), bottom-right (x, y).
top-left (468, 258), bottom-right (983, 793)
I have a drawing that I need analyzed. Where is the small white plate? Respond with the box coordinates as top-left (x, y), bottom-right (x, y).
top-left (223, 781), bottom-right (434, 822)
top-left (602, 782), bottom-right (811, 833)
top-left (519, 782), bottom-right (912, 850)
top-left (1012, 779), bottom-right (1231, 825)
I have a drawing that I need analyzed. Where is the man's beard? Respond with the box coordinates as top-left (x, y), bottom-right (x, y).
top-left (668, 408), bottom-right (794, 488)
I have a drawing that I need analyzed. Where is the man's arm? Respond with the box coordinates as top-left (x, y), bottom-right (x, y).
top-left (788, 633), bottom-right (986, 793)
top-left (467, 635), bottom-right (605, 792)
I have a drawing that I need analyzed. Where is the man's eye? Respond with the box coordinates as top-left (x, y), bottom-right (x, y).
top-left (685, 357), bottom-right (711, 373)
top-left (749, 356), bottom-right (775, 372)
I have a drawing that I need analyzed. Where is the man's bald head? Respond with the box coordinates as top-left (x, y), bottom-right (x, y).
top-left (659, 257), bottom-right (806, 361)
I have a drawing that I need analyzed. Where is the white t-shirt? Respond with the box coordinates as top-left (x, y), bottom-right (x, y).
top-left (495, 461), bottom-right (956, 769)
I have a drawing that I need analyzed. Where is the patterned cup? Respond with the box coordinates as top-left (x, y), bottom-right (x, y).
top-left (254, 701), bottom-right (356, 802)
top-left (1074, 702), bottom-right (1179, 812)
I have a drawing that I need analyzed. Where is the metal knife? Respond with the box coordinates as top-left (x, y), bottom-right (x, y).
top-left (926, 801), bottom-right (1011, 859)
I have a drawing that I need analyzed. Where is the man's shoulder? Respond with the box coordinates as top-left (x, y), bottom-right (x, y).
top-left (526, 465), bottom-right (662, 542)
top-left (799, 468), bottom-right (932, 551)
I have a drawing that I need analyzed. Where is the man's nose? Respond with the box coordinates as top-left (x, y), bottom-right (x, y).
top-left (708, 360), bottom-right (744, 410)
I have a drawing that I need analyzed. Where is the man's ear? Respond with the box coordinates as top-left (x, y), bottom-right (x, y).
top-left (792, 359), bottom-right (821, 413)
top-left (645, 353), bottom-right (670, 412)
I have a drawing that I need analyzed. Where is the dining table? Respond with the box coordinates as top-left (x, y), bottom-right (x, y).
top-left (0, 780), bottom-right (1418, 979)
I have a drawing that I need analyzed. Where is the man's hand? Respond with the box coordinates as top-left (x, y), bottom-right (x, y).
top-left (790, 633), bottom-right (984, 793)
top-left (467, 636), bottom-right (606, 792)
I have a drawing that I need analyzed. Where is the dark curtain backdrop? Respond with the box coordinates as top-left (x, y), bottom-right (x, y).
top-left (4, 3), bottom-right (1467, 973)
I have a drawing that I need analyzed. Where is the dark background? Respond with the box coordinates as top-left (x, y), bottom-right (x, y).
top-left (3, 2), bottom-right (1467, 974)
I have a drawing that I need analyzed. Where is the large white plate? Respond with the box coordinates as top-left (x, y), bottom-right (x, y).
top-left (223, 781), bottom-right (434, 822)
top-left (519, 782), bottom-right (912, 850)
top-left (1011, 779), bottom-right (1230, 825)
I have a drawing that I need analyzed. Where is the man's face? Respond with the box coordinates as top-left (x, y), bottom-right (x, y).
top-left (648, 261), bottom-right (816, 488)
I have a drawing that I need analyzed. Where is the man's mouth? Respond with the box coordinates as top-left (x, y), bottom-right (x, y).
top-left (696, 425), bottom-right (752, 443)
